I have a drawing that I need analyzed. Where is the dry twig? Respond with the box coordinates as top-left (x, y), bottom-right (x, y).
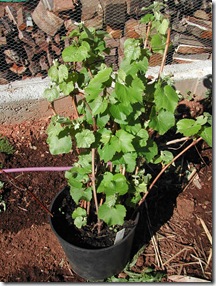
top-left (163, 248), bottom-right (187, 266)
top-left (144, 201), bottom-right (164, 270)
top-left (198, 217), bottom-right (212, 245)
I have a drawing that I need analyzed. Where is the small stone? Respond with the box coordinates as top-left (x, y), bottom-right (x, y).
top-left (194, 10), bottom-right (210, 20)
top-left (196, 219), bottom-right (201, 225)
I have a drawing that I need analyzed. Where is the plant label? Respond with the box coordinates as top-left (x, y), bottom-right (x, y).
top-left (114, 228), bottom-right (125, 245)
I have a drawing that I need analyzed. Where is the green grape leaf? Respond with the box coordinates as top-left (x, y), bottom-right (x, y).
top-left (104, 195), bottom-right (117, 208)
top-left (125, 123), bottom-right (142, 135)
top-left (115, 82), bottom-right (130, 104)
top-left (196, 115), bottom-right (208, 126)
top-left (97, 113), bottom-right (110, 128)
top-left (158, 18), bottom-right (169, 35)
top-left (150, 34), bottom-right (165, 54)
top-left (141, 139), bottom-right (158, 163)
top-left (59, 81), bottom-right (74, 95)
top-left (199, 126), bottom-right (212, 147)
top-left (89, 97), bottom-right (108, 115)
top-left (99, 128), bottom-right (112, 144)
top-left (123, 152), bottom-right (137, 172)
top-left (129, 77), bottom-right (145, 104)
top-left (62, 42), bottom-right (90, 62)
top-left (140, 13), bottom-right (154, 23)
top-left (58, 64), bottom-right (68, 83)
top-left (109, 103), bottom-right (130, 123)
top-left (85, 86), bottom-right (103, 101)
top-left (97, 172), bottom-right (128, 196)
top-left (82, 25), bottom-right (94, 40)
top-left (124, 38), bottom-right (141, 61)
top-left (85, 67), bottom-right (112, 100)
top-left (86, 67), bottom-right (112, 90)
top-left (65, 167), bottom-right (90, 189)
top-left (72, 207), bottom-right (87, 228)
top-left (115, 130), bottom-right (135, 153)
top-left (154, 84), bottom-right (178, 113)
top-left (98, 143), bottom-right (116, 162)
top-left (149, 108), bottom-right (175, 135)
top-left (153, 150), bottom-right (174, 164)
top-left (43, 87), bottom-right (60, 102)
top-left (75, 130), bottom-right (95, 148)
top-left (98, 204), bottom-right (126, 226)
top-left (137, 129), bottom-right (149, 147)
top-left (70, 186), bottom-right (92, 205)
top-left (46, 118), bottom-right (72, 154)
top-left (77, 153), bottom-right (92, 168)
top-left (48, 65), bottom-right (58, 82)
top-left (177, 119), bottom-right (201, 136)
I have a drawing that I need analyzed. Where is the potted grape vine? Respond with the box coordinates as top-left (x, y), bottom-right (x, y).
top-left (43, 2), bottom-right (212, 281)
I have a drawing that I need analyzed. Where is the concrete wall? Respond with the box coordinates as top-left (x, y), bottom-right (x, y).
top-left (0, 60), bottom-right (212, 124)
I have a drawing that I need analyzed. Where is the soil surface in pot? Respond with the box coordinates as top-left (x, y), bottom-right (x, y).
top-left (51, 188), bottom-right (137, 249)
top-left (0, 118), bottom-right (212, 282)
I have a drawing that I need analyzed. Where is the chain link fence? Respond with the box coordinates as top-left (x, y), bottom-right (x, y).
top-left (0, 0), bottom-right (212, 84)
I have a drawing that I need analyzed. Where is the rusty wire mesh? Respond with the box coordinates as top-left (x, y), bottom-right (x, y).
top-left (0, 0), bottom-right (212, 84)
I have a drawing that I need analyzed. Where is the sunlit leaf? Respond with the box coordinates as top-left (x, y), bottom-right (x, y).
top-left (154, 84), bottom-right (178, 113)
top-left (62, 42), bottom-right (90, 62)
top-left (75, 130), bottom-right (95, 148)
top-left (98, 204), bottom-right (126, 226)
top-left (124, 38), bottom-right (141, 61)
top-left (158, 18), bottom-right (169, 35)
top-left (149, 108), bottom-right (175, 135)
top-left (177, 119), bottom-right (201, 136)
top-left (199, 126), bottom-right (212, 147)
top-left (43, 87), bottom-right (60, 102)
top-left (46, 118), bottom-right (72, 154)
top-left (72, 207), bottom-right (87, 228)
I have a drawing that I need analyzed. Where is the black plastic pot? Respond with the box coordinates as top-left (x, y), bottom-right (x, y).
top-left (49, 188), bottom-right (139, 281)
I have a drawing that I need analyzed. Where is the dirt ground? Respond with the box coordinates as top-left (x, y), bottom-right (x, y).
top-left (0, 118), bottom-right (212, 282)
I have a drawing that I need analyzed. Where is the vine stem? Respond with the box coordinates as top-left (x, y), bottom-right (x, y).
top-left (144, 21), bottom-right (151, 49)
top-left (158, 27), bottom-right (171, 78)
top-left (137, 137), bottom-right (203, 207)
top-left (91, 148), bottom-right (101, 233)
top-left (0, 169), bottom-right (53, 217)
top-left (165, 137), bottom-right (190, 146)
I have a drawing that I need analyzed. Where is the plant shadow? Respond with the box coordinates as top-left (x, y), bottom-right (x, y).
top-left (131, 177), bottom-right (182, 258)
top-left (130, 139), bottom-right (210, 258)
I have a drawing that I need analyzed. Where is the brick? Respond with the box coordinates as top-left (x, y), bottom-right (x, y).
top-left (64, 19), bottom-right (77, 33)
top-left (80, 0), bottom-right (103, 29)
top-left (42, 0), bottom-right (77, 12)
top-left (80, 0), bottom-right (103, 20)
top-left (124, 18), bottom-right (140, 38)
top-left (176, 44), bottom-right (212, 54)
top-left (106, 25), bottom-right (122, 39)
top-left (32, 0), bottom-right (64, 36)
top-left (83, 16), bottom-right (103, 30)
top-left (105, 38), bottom-right (120, 49)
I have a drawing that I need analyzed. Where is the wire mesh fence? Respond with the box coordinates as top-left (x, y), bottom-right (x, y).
top-left (0, 0), bottom-right (212, 84)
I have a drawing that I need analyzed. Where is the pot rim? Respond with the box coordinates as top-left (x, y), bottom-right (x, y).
top-left (49, 188), bottom-right (140, 252)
